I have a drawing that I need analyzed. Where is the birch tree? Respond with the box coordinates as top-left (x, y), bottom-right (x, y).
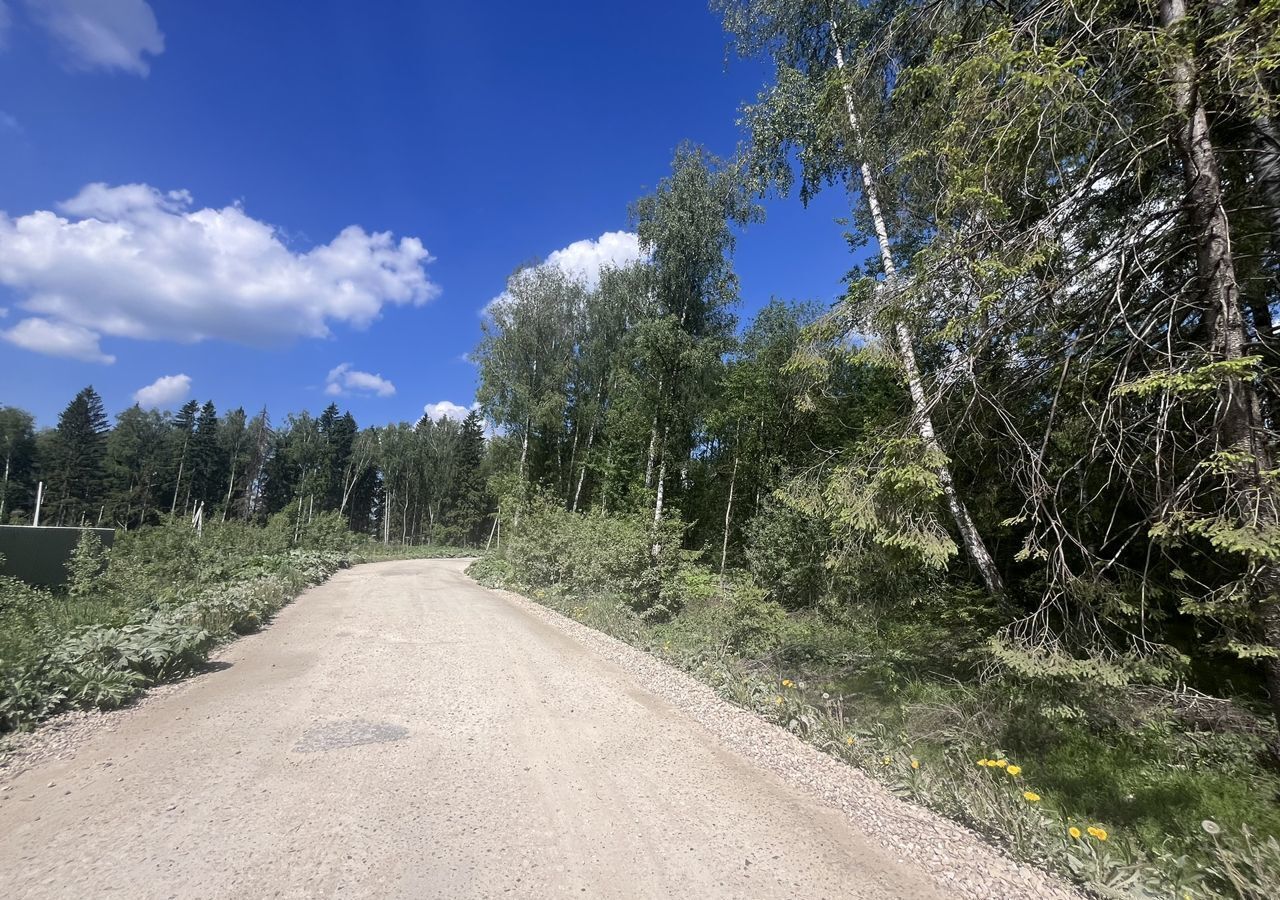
top-left (715, 0), bottom-right (1005, 593)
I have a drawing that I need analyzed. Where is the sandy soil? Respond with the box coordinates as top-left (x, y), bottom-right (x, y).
top-left (0, 559), bottom-right (1074, 899)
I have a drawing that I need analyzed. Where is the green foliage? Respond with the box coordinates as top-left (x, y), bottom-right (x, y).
top-left (65, 531), bottom-right (108, 598)
top-left (0, 517), bottom-right (374, 733)
top-left (502, 498), bottom-right (688, 620)
top-left (743, 497), bottom-right (827, 608)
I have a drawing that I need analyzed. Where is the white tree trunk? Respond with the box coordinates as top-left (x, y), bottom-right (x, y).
top-left (720, 447), bottom-right (739, 580)
top-left (830, 24), bottom-right (1004, 595)
top-left (0, 451), bottom-right (9, 521)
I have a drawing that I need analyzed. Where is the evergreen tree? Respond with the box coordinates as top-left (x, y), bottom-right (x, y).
top-left (188, 401), bottom-right (221, 511)
top-left (167, 399), bottom-right (199, 516)
top-left (45, 386), bottom-right (109, 526)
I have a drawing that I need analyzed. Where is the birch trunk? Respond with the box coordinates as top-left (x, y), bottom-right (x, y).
top-left (1161, 0), bottom-right (1280, 754)
top-left (169, 434), bottom-right (188, 516)
top-left (572, 404), bottom-right (601, 513)
top-left (644, 375), bottom-right (664, 491)
top-left (0, 451), bottom-right (9, 521)
top-left (831, 24), bottom-right (1004, 595)
top-left (720, 445), bottom-right (739, 580)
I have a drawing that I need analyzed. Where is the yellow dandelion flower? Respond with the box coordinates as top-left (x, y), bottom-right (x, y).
top-left (1087, 826), bottom-right (1108, 842)
top-left (774, 696), bottom-right (783, 705)
top-left (994, 759), bottom-right (1008, 769)
top-left (845, 736), bottom-right (855, 746)
top-left (1005, 765), bottom-right (1022, 776)
top-left (977, 758), bottom-right (990, 767)
top-left (1068, 826), bottom-right (1081, 840)
top-left (1022, 791), bottom-right (1040, 803)
top-left (882, 755), bottom-right (892, 766)
top-left (782, 679), bottom-right (794, 688)
top-left (911, 758), bottom-right (920, 770)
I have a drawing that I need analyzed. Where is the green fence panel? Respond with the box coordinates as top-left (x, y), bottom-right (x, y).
top-left (0, 526), bottom-right (115, 589)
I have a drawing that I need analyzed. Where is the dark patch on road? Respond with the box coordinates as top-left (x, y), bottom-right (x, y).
top-left (293, 719), bottom-right (409, 753)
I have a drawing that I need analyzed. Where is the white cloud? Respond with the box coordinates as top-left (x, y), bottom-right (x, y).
top-left (1, 315), bottom-right (114, 363)
top-left (326, 363), bottom-right (395, 398)
top-left (133, 373), bottom-right (190, 408)
top-left (0, 183), bottom-right (439, 362)
top-left (544, 230), bottom-right (643, 290)
top-left (422, 400), bottom-right (477, 422)
top-left (483, 230), bottom-right (644, 315)
top-left (22, 0), bottom-right (164, 75)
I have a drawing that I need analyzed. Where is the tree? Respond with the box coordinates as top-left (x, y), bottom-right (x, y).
top-left (0, 406), bottom-right (36, 523)
top-left (630, 143), bottom-right (759, 529)
top-left (715, 0), bottom-right (1004, 593)
top-left (45, 386), bottom-right (109, 525)
top-left (104, 405), bottom-right (168, 528)
top-left (167, 399), bottom-right (199, 515)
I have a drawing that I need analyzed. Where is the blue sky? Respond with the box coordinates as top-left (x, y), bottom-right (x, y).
top-left (0, 0), bottom-right (856, 428)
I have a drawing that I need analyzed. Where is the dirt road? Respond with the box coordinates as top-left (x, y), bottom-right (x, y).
top-left (0, 560), bottom-right (1065, 899)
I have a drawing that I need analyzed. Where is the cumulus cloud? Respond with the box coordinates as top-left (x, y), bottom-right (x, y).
top-left (544, 231), bottom-right (643, 290)
top-left (133, 373), bottom-right (190, 408)
top-left (483, 230), bottom-right (644, 315)
top-left (1, 316), bottom-right (114, 363)
top-left (326, 363), bottom-right (396, 398)
top-left (0, 182), bottom-right (439, 362)
top-left (21, 0), bottom-right (164, 75)
top-left (422, 400), bottom-right (477, 422)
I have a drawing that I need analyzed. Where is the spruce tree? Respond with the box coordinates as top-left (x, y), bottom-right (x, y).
top-left (46, 386), bottom-right (109, 526)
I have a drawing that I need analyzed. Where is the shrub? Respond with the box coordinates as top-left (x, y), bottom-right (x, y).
top-left (65, 531), bottom-right (109, 598)
top-left (502, 498), bottom-right (688, 619)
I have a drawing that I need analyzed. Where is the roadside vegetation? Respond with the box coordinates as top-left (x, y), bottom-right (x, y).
top-left (470, 507), bottom-right (1280, 898)
top-left (0, 516), bottom-right (472, 735)
top-left (456, 1), bottom-right (1280, 896)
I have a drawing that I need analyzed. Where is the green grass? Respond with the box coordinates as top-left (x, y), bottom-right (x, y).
top-left (471, 559), bottom-right (1280, 898)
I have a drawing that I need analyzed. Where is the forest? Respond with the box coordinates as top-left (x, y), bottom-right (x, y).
top-left (3, 0), bottom-right (1280, 895)
top-left (0, 390), bottom-right (492, 547)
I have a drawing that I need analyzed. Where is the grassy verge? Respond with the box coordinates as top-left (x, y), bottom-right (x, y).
top-left (0, 513), bottom-right (474, 735)
top-left (467, 554), bottom-right (1280, 899)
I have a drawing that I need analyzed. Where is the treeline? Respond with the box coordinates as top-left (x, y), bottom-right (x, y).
top-left (478, 0), bottom-right (1280, 745)
top-left (0, 388), bottom-right (493, 546)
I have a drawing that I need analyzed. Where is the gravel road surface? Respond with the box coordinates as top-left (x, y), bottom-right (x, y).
top-left (0, 559), bottom-right (1076, 899)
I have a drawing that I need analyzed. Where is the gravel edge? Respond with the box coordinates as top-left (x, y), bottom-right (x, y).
top-left (483, 579), bottom-right (1085, 900)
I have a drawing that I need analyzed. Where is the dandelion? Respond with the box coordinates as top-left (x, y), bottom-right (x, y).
top-left (1201, 820), bottom-right (1221, 836)
top-left (1022, 791), bottom-right (1040, 803)
top-left (993, 759), bottom-right (1008, 769)
top-left (882, 755), bottom-right (892, 766)
top-left (1005, 765), bottom-right (1021, 776)
top-left (977, 758), bottom-right (990, 767)
top-left (774, 696), bottom-right (783, 705)
top-left (1087, 826), bottom-right (1108, 841)
top-left (1068, 826), bottom-right (1081, 840)
top-left (911, 758), bottom-right (920, 770)
top-left (845, 736), bottom-right (855, 747)
top-left (782, 679), bottom-right (794, 688)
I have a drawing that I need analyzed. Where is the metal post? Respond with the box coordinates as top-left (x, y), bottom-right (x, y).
top-left (33, 481), bottom-right (43, 527)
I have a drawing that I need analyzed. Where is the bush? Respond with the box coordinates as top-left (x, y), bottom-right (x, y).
top-left (503, 498), bottom-right (688, 619)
